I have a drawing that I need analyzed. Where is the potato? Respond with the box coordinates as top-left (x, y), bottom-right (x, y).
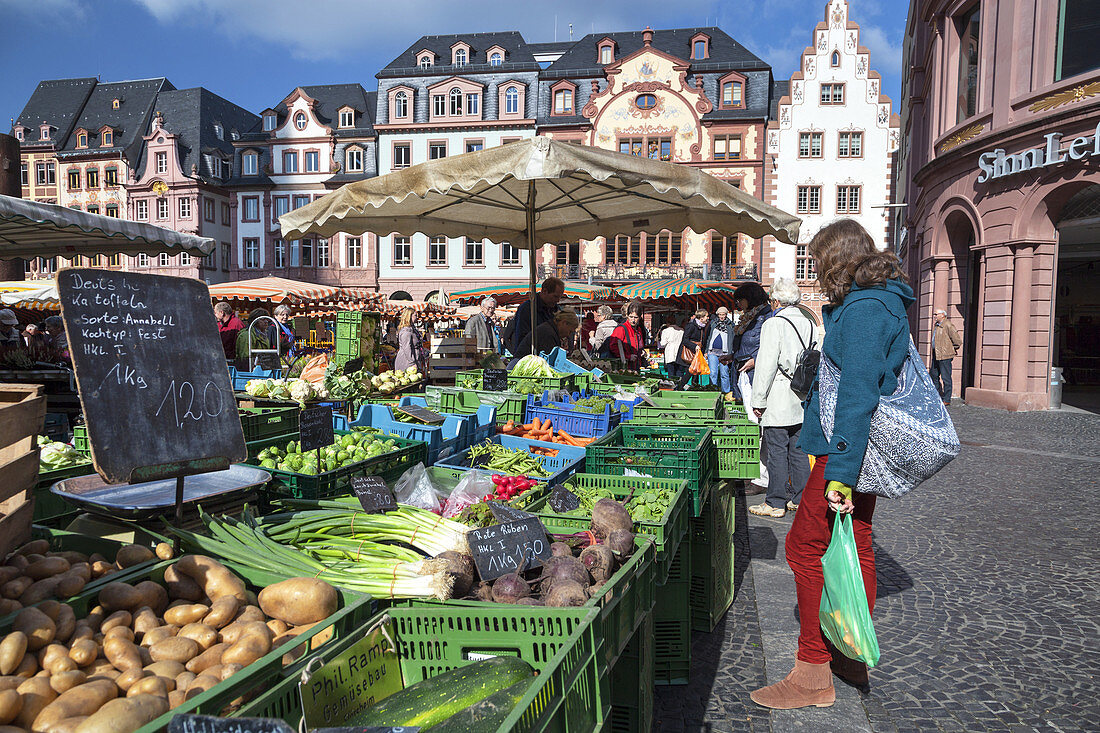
top-left (0, 678), bottom-right (19, 692)
top-left (67, 640), bottom-right (96, 669)
top-left (16, 676), bottom-right (57, 728)
top-left (38, 643), bottom-right (68, 668)
top-left (217, 663), bottom-right (242, 681)
top-left (1, 578), bottom-right (32, 600)
top-left (51, 552), bottom-right (87, 566)
top-left (167, 690), bottom-right (186, 709)
top-left (138, 626), bottom-right (177, 649)
top-left (103, 627), bottom-right (134, 644)
top-left (176, 624), bottom-right (217, 652)
top-left (90, 561), bottom-right (114, 579)
top-left (174, 556), bottom-right (247, 603)
top-left (154, 544), bottom-right (173, 561)
top-left (0, 568), bottom-right (19, 586)
top-left (74, 691), bottom-right (167, 730)
top-left (184, 643), bottom-right (226, 675)
top-left (132, 582), bottom-right (167, 616)
top-left (13, 652), bottom-right (37, 678)
top-left (130, 608), bottom-right (158, 639)
top-left (46, 655), bottom-right (78, 676)
top-left (69, 624), bottom-right (93, 644)
top-left (137, 646), bottom-right (153, 668)
top-left (162, 567), bottom-right (202, 603)
top-left (99, 611), bottom-right (131, 634)
top-left (221, 623), bottom-right (272, 668)
top-left (87, 554), bottom-right (106, 566)
top-left (114, 668), bottom-right (147, 692)
top-left (20, 577), bottom-right (62, 606)
top-left (125, 675), bottom-right (168, 699)
top-left (102, 637), bottom-right (142, 672)
top-left (0, 601), bottom-right (21, 617)
top-left (6, 558), bottom-right (29, 573)
top-left (15, 540), bottom-right (49, 557)
top-left (0, 689), bottom-right (20, 725)
top-left (233, 605), bottom-right (265, 624)
top-left (173, 671), bottom-right (195, 691)
top-left (149, 638), bottom-right (199, 665)
top-left (143, 661), bottom-right (183, 679)
top-left (84, 608), bottom-right (105, 634)
top-left (49, 670), bottom-right (87, 694)
top-left (0, 632), bottom-right (27, 675)
top-left (163, 604), bottom-right (207, 627)
top-left (97, 583), bottom-right (141, 613)
top-left (53, 605), bottom-right (76, 644)
top-left (114, 545), bottom-right (156, 570)
top-left (24, 557), bottom-right (70, 581)
top-left (266, 619), bottom-right (288, 637)
top-left (183, 674), bottom-right (219, 700)
top-left (13, 607), bottom-right (55, 650)
top-left (37, 681), bottom-right (126, 732)
top-left (201, 596), bottom-right (239, 630)
top-left (47, 716), bottom-right (88, 733)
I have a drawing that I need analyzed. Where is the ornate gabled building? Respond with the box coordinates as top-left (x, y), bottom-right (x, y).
top-left (762, 0), bottom-right (900, 317)
top-left (536, 26), bottom-right (774, 283)
top-left (227, 83), bottom-right (377, 286)
top-left (372, 32), bottom-right (541, 300)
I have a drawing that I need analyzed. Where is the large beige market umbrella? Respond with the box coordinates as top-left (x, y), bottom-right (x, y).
top-left (280, 137), bottom-right (800, 354)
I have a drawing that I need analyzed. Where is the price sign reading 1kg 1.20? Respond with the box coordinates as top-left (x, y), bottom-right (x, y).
top-left (58, 269), bottom-right (245, 484)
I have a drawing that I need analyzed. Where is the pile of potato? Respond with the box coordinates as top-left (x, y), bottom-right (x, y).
top-left (0, 540), bottom-right (159, 618)
top-left (0, 544), bottom-right (339, 733)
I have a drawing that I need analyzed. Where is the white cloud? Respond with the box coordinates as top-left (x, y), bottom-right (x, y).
top-left (859, 24), bottom-right (903, 80)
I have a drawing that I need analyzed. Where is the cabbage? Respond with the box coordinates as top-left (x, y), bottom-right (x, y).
top-left (40, 441), bottom-right (82, 469)
top-left (511, 355), bottom-right (561, 379)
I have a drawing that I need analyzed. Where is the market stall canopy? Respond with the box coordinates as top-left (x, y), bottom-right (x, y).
top-left (207, 276), bottom-right (345, 305)
top-left (616, 277), bottom-right (740, 309)
top-left (448, 280), bottom-right (616, 306)
top-left (280, 137), bottom-right (800, 246)
top-left (0, 194), bottom-right (215, 259)
top-left (0, 280), bottom-right (59, 311)
top-left (378, 299), bottom-right (456, 318)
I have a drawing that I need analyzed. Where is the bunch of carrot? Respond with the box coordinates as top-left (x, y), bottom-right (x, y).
top-left (499, 417), bottom-right (596, 447)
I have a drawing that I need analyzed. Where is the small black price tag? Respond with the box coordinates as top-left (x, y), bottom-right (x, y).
top-left (483, 368), bottom-right (508, 391)
top-left (467, 517), bottom-right (553, 580)
top-left (489, 502), bottom-right (536, 523)
top-left (299, 405), bottom-right (334, 452)
top-left (351, 476), bottom-right (398, 513)
top-left (548, 485), bottom-right (581, 513)
top-left (395, 405), bottom-right (446, 425)
top-left (169, 714), bottom-right (297, 733)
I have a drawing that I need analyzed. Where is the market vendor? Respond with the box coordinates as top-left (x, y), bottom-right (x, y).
top-left (513, 308), bottom-right (579, 364)
top-left (213, 301), bottom-right (245, 361)
top-left (507, 277), bottom-right (564, 355)
top-left (463, 297), bottom-right (501, 353)
top-left (608, 302), bottom-right (649, 370)
top-left (44, 315), bottom-right (69, 362)
top-left (0, 310), bottom-right (20, 347)
top-left (273, 305), bottom-right (297, 360)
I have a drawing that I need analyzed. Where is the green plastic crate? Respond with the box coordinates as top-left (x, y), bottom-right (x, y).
top-left (585, 425), bottom-right (717, 515)
top-left (526, 473), bottom-right (690, 584)
top-left (654, 540), bottom-right (692, 686)
top-left (245, 432), bottom-right (300, 460)
top-left (429, 385), bottom-right (526, 426)
top-left (34, 462), bottom-right (95, 527)
top-left (72, 425), bottom-right (89, 455)
top-left (631, 392), bottom-right (724, 424)
top-left (609, 610), bottom-right (655, 732)
top-left (716, 421), bottom-right (761, 480)
top-left (689, 481), bottom-right (736, 632)
top-left (238, 606), bottom-right (607, 733)
top-left (248, 432), bottom-right (428, 500)
top-left (239, 405), bottom-right (300, 443)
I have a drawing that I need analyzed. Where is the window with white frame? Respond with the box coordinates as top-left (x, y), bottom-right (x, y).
top-left (339, 109), bottom-right (354, 128)
top-left (156, 198), bottom-right (169, 219)
top-left (158, 253), bottom-right (170, 267)
top-left (820, 83), bottom-right (845, 105)
top-left (429, 142), bottom-right (447, 160)
top-left (274, 239), bottom-right (285, 268)
top-left (454, 48), bottom-right (466, 66)
top-left (490, 52), bottom-right (502, 66)
top-left (283, 151), bottom-right (298, 173)
top-left (394, 91), bottom-right (409, 118)
top-left (501, 241), bottom-right (521, 265)
top-left (19, 164), bottom-right (27, 187)
top-left (294, 111), bottom-right (308, 130)
top-left (466, 93), bottom-right (479, 115)
top-left (449, 88), bottom-right (463, 115)
top-left (429, 236), bottom-right (447, 265)
top-left (796, 244), bottom-right (816, 280)
top-left (838, 131), bottom-right (863, 158)
top-left (135, 199), bottom-right (148, 220)
top-left (242, 197), bottom-right (260, 221)
top-left (179, 197), bottom-right (191, 218)
top-left (418, 54), bottom-right (433, 68)
top-left (393, 144), bottom-right (411, 169)
top-left (796, 185), bottom-right (821, 214)
top-left (346, 237), bottom-right (362, 267)
top-left (505, 86), bottom-right (520, 115)
top-left (464, 238), bottom-right (483, 266)
top-left (138, 253), bottom-right (149, 267)
top-left (433, 95), bottom-right (446, 116)
top-left (466, 140), bottom-right (484, 153)
top-left (346, 148), bottom-right (363, 171)
top-left (155, 152), bottom-right (167, 174)
top-left (799, 132), bottom-right (823, 158)
top-left (317, 238), bottom-right (329, 267)
top-left (600, 45), bottom-right (613, 64)
top-left (243, 152), bottom-right (258, 175)
top-left (244, 239), bottom-right (259, 268)
top-left (393, 236), bottom-right (411, 265)
top-left (263, 113), bottom-right (277, 131)
top-left (304, 151), bottom-right (319, 172)
top-left (836, 185), bottom-right (861, 214)
top-left (179, 253), bottom-right (191, 266)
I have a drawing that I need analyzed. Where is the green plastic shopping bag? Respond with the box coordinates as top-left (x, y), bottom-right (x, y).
top-left (819, 513), bottom-right (881, 666)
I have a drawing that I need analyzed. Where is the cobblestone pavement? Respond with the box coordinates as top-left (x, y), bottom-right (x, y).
top-left (654, 405), bottom-right (1100, 732)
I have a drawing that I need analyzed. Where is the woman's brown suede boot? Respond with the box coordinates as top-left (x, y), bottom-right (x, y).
top-left (750, 659), bottom-right (835, 709)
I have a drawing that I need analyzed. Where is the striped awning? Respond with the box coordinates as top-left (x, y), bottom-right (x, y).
top-left (207, 276), bottom-right (344, 305)
top-left (615, 278), bottom-right (742, 310)
top-left (449, 280), bottom-right (616, 306)
top-left (0, 281), bottom-right (60, 311)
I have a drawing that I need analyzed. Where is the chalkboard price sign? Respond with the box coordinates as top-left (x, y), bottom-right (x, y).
top-left (298, 405), bottom-right (334, 452)
top-left (58, 269), bottom-right (246, 484)
top-left (466, 517), bottom-right (552, 580)
top-left (169, 714), bottom-right (296, 733)
top-left (483, 368), bottom-right (508, 392)
top-left (548, 485), bottom-right (581, 513)
top-left (394, 405), bottom-right (445, 425)
top-left (488, 502), bottom-right (536, 523)
top-left (351, 476), bottom-right (398, 513)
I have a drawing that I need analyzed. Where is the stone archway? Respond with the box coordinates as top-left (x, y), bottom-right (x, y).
top-left (1053, 184), bottom-right (1100, 411)
top-left (940, 206), bottom-right (979, 394)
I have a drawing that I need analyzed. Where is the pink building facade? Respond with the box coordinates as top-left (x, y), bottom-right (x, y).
top-left (897, 0), bottom-right (1100, 411)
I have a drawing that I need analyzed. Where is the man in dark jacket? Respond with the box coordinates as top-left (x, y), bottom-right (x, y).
top-left (507, 277), bottom-right (564, 355)
top-left (214, 302), bottom-right (245, 362)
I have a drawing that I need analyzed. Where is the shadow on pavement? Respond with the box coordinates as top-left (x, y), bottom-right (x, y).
top-left (872, 540), bottom-right (913, 599)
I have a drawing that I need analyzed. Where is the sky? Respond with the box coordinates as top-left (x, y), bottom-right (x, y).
top-left (1, 0), bottom-right (908, 130)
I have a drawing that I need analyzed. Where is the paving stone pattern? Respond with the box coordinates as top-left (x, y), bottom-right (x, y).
top-left (654, 405), bottom-right (1100, 732)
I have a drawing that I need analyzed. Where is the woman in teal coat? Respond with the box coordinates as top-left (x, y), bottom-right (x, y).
top-left (751, 219), bottom-right (913, 710)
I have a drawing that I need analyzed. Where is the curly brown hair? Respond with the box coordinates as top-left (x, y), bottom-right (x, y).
top-left (808, 219), bottom-right (907, 304)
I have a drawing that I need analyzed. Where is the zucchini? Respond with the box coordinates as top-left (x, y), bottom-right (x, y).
top-left (424, 680), bottom-right (531, 732)
top-left (351, 656), bottom-right (534, 728)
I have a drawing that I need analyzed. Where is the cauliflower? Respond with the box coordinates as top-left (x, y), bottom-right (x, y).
top-left (289, 379), bottom-right (315, 404)
top-left (245, 379), bottom-right (272, 397)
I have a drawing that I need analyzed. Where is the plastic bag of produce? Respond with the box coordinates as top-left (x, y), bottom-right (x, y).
top-left (443, 470), bottom-right (493, 518)
top-left (394, 463), bottom-right (443, 513)
top-left (819, 513), bottom-right (880, 666)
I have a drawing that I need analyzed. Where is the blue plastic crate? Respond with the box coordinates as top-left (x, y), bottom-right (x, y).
top-left (543, 346), bottom-right (606, 379)
top-left (399, 396), bottom-right (496, 446)
top-left (434, 434), bottom-right (586, 486)
top-left (525, 390), bottom-right (623, 438)
top-left (340, 403), bottom-right (467, 464)
top-left (231, 368), bottom-right (281, 392)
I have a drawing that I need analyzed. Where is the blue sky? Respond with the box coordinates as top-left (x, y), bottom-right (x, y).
top-left (2, 0), bottom-right (907, 131)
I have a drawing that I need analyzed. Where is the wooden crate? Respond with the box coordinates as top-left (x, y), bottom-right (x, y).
top-left (429, 336), bottom-right (480, 381)
top-left (0, 384), bottom-right (46, 558)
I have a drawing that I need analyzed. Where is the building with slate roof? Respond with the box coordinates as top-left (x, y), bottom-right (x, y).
top-left (12, 78), bottom-right (97, 208)
top-left (229, 83), bottom-right (378, 287)
top-left (127, 87), bottom-right (258, 283)
top-left (372, 32), bottom-right (540, 299)
top-left (535, 26), bottom-right (774, 283)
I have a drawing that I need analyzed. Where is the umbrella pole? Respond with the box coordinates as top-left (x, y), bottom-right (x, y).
top-left (527, 180), bottom-right (537, 356)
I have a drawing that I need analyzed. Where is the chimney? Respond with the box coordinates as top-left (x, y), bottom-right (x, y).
top-left (642, 27), bottom-right (653, 46)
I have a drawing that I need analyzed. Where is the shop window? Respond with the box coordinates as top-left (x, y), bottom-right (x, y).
top-left (797, 185), bottom-right (821, 214)
top-left (799, 132), bottom-right (823, 158)
top-left (838, 131), bottom-right (863, 158)
top-left (393, 236), bottom-right (411, 265)
top-left (796, 244), bottom-right (816, 280)
top-left (956, 4), bottom-right (980, 122)
top-left (713, 134), bottom-right (742, 161)
top-left (429, 236), bottom-right (447, 265)
top-left (820, 83), bottom-right (845, 105)
top-left (836, 185), bottom-right (861, 214)
top-left (346, 237), bottom-right (362, 267)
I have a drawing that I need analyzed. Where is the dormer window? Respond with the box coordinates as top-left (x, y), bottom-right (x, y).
top-left (394, 91), bottom-right (409, 118)
top-left (505, 86), bottom-right (520, 115)
top-left (263, 113), bottom-right (277, 131)
top-left (454, 48), bottom-right (467, 66)
top-left (486, 46), bottom-right (505, 66)
top-left (598, 40), bottom-right (615, 65)
top-left (691, 33), bottom-right (710, 60)
top-left (76, 131), bottom-right (88, 148)
top-left (243, 152), bottom-right (258, 176)
top-left (417, 52), bottom-right (433, 68)
top-left (101, 130), bottom-right (113, 147)
top-left (339, 108), bottom-right (354, 128)
top-left (832, 50), bottom-right (841, 67)
top-left (346, 147), bottom-right (364, 172)
top-left (40, 125), bottom-right (50, 140)
top-left (293, 111), bottom-right (308, 130)
top-left (213, 123), bottom-right (223, 139)
top-left (719, 72), bottom-right (746, 109)
top-left (13, 127), bottom-right (23, 141)
top-left (112, 98), bottom-right (120, 109)
top-left (551, 81), bottom-right (576, 115)
top-left (490, 53), bottom-right (502, 66)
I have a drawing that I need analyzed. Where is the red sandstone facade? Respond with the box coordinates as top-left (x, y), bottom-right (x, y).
top-left (897, 0), bottom-right (1100, 411)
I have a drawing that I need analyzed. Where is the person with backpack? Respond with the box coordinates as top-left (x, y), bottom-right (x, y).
top-left (751, 219), bottom-right (916, 710)
top-left (748, 278), bottom-right (819, 518)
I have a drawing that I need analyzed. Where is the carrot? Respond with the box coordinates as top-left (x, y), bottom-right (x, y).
top-left (531, 417), bottom-right (541, 431)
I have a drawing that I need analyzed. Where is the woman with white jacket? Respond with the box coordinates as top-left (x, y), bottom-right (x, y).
top-left (749, 279), bottom-right (819, 518)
